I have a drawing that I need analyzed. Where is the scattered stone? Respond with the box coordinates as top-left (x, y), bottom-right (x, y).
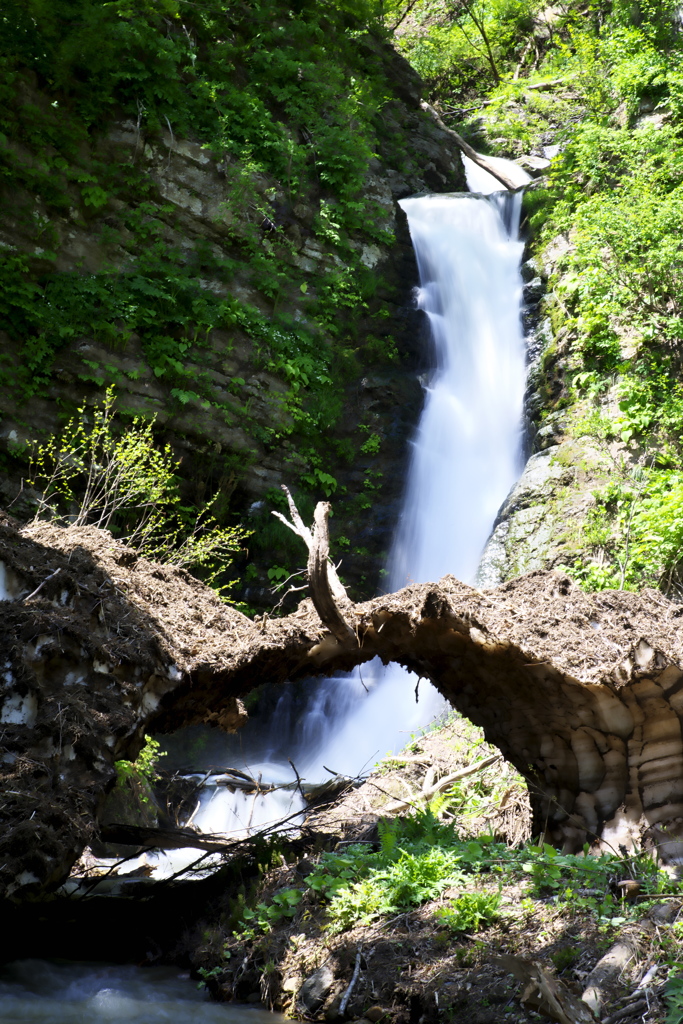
top-left (523, 276), bottom-right (545, 303)
top-left (515, 154), bottom-right (551, 176)
top-left (298, 964), bottom-right (335, 1014)
top-left (282, 975), bottom-right (302, 994)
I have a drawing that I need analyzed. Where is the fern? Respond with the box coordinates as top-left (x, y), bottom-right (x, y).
top-left (377, 817), bottom-right (399, 858)
top-left (666, 972), bottom-right (683, 1024)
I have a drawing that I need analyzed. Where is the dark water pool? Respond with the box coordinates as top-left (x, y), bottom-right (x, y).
top-left (0, 960), bottom-right (285, 1024)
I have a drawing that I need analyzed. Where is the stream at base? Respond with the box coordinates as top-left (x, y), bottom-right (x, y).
top-left (0, 961), bottom-right (285, 1024)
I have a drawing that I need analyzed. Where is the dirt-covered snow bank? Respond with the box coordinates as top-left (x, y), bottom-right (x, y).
top-left (3, 514), bottom-right (683, 900)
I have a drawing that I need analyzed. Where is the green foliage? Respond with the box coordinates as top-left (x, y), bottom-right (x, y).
top-left (131, 735), bottom-right (166, 781)
top-left (391, 0), bottom-right (543, 103)
top-left (560, 186), bottom-right (683, 355)
top-left (27, 387), bottom-right (247, 590)
top-left (360, 433), bottom-right (382, 455)
top-left (237, 804), bottom-right (679, 939)
top-left (0, 0), bottom-right (409, 523)
top-left (301, 469), bottom-right (338, 497)
top-left (114, 734), bottom-right (166, 806)
top-left (394, 0), bottom-right (683, 598)
top-left (306, 824), bottom-right (472, 932)
top-left (434, 890), bottom-right (502, 932)
top-left (563, 464), bottom-right (683, 594)
top-left (550, 946), bottom-right (581, 973)
top-left (666, 970), bottom-right (683, 1024)
top-left (241, 887), bottom-right (303, 935)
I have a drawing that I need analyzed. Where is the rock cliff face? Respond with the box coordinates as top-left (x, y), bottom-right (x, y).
top-left (4, 514), bottom-right (683, 901)
top-left (0, 39), bottom-right (466, 605)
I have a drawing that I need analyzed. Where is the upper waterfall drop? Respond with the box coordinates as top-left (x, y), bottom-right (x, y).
top-left (390, 188), bottom-right (527, 590)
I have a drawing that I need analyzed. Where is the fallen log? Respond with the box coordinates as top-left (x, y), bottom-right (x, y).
top-left (99, 823), bottom-right (241, 853)
top-left (496, 955), bottom-right (595, 1024)
top-left (376, 754), bottom-right (502, 813)
top-left (581, 900), bottom-right (681, 1018)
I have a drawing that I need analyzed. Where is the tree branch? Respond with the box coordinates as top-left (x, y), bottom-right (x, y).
top-left (273, 486), bottom-right (355, 642)
top-left (420, 102), bottom-right (519, 191)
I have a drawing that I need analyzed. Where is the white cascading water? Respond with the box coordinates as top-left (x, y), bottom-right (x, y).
top-left (132, 155), bottom-right (531, 874)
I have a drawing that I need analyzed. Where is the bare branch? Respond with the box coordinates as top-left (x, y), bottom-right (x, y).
top-left (282, 484), bottom-right (311, 541)
top-left (421, 101), bottom-right (519, 191)
top-left (389, 0), bottom-right (422, 32)
top-left (272, 487), bottom-right (355, 642)
top-left (308, 502), bottom-right (355, 642)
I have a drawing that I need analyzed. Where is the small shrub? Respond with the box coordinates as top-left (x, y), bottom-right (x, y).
top-left (27, 387), bottom-right (247, 593)
top-left (434, 890), bottom-right (502, 933)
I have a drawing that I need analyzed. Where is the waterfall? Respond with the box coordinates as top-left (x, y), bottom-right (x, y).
top-left (285, 171), bottom-right (529, 783)
top-left (152, 161), bottom-right (530, 859)
top-left (390, 189), bottom-right (527, 588)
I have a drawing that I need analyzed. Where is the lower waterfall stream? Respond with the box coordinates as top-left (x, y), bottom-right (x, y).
top-left (0, 163), bottom-right (530, 1020)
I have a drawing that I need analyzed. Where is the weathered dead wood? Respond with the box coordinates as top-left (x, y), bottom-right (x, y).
top-left (379, 753), bottom-right (502, 813)
top-left (339, 950), bottom-right (363, 1017)
top-left (581, 900), bottom-right (682, 1018)
top-left (496, 955), bottom-right (595, 1024)
top-left (307, 502), bottom-right (355, 643)
top-left (99, 823), bottom-right (240, 852)
top-left (420, 101), bottom-right (520, 191)
top-left (423, 754), bottom-right (501, 799)
top-left (273, 485), bottom-right (354, 642)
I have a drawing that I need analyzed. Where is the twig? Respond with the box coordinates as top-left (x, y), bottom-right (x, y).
top-left (423, 754), bottom-right (501, 799)
top-left (388, 0), bottom-right (422, 32)
top-left (164, 115), bottom-right (175, 168)
top-left (367, 779), bottom-right (423, 814)
top-left (7, 478), bottom-right (24, 509)
top-left (372, 754), bottom-right (502, 813)
top-left (76, 847), bottom-right (151, 899)
top-left (22, 567), bottom-right (61, 603)
top-left (159, 850), bottom-right (214, 886)
top-left (601, 999), bottom-right (648, 1024)
top-left (288, 758), bottom-right (306, 800)
top-left (339, 950), bottom-right (362, 1016)
top-left (246, 772), bottom-right (262, 831)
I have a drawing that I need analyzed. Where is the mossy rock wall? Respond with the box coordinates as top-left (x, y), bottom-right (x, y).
top-left (0, 7), bottom-right (466, 607)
